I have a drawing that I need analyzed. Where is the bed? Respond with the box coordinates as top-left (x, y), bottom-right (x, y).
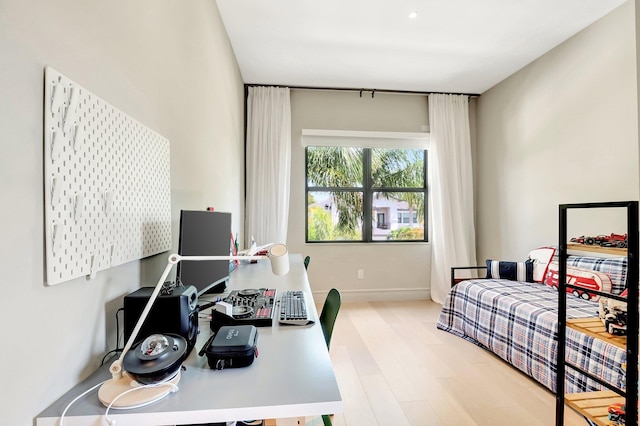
top-left (436, 254), bottom-right (628, 394)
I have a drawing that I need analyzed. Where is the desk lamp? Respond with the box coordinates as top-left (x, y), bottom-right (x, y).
top-left (98, 243), bottom-right (289, 409)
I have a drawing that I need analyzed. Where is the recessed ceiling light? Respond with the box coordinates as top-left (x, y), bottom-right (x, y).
top-left (408, 11), bottom-right (418, 19)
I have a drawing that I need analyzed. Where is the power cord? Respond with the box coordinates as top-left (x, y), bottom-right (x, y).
top-left (103, 378), bottom-right (180, 425)
top-left (59, 379), bottom-right (108, 426)
top-left (101, 349), bottom-right (121, 366)
top-left (102, 308), bottom-right (125, 366)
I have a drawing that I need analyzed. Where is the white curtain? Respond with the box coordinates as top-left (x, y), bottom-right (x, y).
top-left (428, 94), bottom-right (476, 303)
top-left (245, 86), bottom-right (291, 246)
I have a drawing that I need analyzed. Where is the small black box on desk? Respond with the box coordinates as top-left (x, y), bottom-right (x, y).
top-left (204, 325), bottom-right (258, 370)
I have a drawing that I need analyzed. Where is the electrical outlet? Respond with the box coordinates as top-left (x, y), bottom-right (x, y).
top-left (357, 269), bottom-right (364, 279)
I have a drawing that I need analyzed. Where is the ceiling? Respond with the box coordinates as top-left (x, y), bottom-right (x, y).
top-left (215, 0), bottom-right (626, 95)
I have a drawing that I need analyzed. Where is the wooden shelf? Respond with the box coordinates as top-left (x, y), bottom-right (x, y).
top-left (565, 390), bottom-right (624, 426)
top-left (567, 243), bottom-right (628, 256)
top-left (566, 318), bottom-right (627, 350)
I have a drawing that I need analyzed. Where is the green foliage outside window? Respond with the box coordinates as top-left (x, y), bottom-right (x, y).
top-left (389, 226), bottom-right (425, 240)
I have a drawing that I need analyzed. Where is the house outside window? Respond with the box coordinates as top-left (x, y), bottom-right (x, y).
top-left (303, 129), bottom-right (429, 243)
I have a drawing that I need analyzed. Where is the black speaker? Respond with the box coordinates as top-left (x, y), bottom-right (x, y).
top-left (124, 285), bottom-right (199, 353)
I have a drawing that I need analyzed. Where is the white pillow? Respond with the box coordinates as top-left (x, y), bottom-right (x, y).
top-left (528, 247), bottom-right (556, 283)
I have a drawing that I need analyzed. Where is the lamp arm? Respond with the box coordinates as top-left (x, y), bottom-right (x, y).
top-left (170, 243), bottom-right (288, 276)
top-left (109, 257), bottom-right (176, 379)
top-left (170, 254), bottom-right (267, 262)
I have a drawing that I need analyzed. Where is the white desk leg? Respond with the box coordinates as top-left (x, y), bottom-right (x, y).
top-left (275, 417), bottom-right (305, 426)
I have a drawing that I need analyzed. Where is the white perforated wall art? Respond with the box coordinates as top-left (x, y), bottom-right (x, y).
top-left (43, 67), bottom-right (171, 285)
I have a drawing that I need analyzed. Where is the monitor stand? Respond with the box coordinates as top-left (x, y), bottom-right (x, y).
top-left (203, 279), bottom-right (227, 295)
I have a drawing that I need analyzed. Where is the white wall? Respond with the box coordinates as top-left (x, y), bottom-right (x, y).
top-left (0, 1), bottom-right (245, 424)
top-left (475, 0), bottom-right (639, 262)
top-left (288, 90), bottom-right (432, 301)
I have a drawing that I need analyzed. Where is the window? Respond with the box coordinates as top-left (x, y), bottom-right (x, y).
top-left (304, 131), bottom-right (428, 243)
top-left (398, 211), bottom-right (419, 224)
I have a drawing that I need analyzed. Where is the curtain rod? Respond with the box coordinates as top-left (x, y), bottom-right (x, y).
top-left (244, 83), bottom-right (480, 98)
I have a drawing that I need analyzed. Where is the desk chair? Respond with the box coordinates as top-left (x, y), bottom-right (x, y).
top-left (319, 288), bottom-right (341, 350)
top-left (304, 255), bottom-right (311, 270)
top-left (318, 288), bottom-right (342, 426)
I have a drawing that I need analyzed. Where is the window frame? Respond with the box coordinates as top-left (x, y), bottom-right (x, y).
top-left (305, 145), bottom-right (428, 243)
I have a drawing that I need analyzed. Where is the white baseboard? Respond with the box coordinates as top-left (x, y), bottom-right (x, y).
top-left (311, 287), bottom-right (430, 302)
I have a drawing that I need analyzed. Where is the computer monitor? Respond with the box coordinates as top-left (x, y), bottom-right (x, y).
top-left (177, 210), bottom-right (232, 295)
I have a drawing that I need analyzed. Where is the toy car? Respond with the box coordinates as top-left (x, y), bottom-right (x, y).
top-left (595, 233), bottom-right (628, 248)
top-left (571, 233), bottom-right (628, 248)
top-left (608, 402), bottom-right (625, 424)
top-left (599, 297), bottom-right (628, 336)
top-left (570, 235), bottom-right (587, 244)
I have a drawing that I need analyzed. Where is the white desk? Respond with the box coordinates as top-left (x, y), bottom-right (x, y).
top-left (36, 255), bottom-right (342, 425)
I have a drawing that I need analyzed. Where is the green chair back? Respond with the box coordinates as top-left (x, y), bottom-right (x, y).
top-left (319, 288), bottom-right (341, 350)
top-left (319, 288), bottom-right (341, 426)
top-left (304, 255), bottom-right (311, 270)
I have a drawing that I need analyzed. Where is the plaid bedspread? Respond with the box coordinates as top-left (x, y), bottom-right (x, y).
top-left (436, 278), bottom-right (626, 394)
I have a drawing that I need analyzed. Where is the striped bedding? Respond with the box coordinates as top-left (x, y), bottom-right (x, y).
top-left (436, 278), bottom-right (626, 394)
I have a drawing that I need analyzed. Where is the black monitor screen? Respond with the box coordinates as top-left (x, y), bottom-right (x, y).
top-left (177, 210), bottom-right (232, 295)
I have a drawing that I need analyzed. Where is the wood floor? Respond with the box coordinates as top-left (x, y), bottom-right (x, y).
top-left (300, 299), bottom-right (588, 426)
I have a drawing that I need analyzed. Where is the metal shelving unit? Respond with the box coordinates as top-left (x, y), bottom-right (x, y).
top-left (556, 201), bottom-right (639, 426)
